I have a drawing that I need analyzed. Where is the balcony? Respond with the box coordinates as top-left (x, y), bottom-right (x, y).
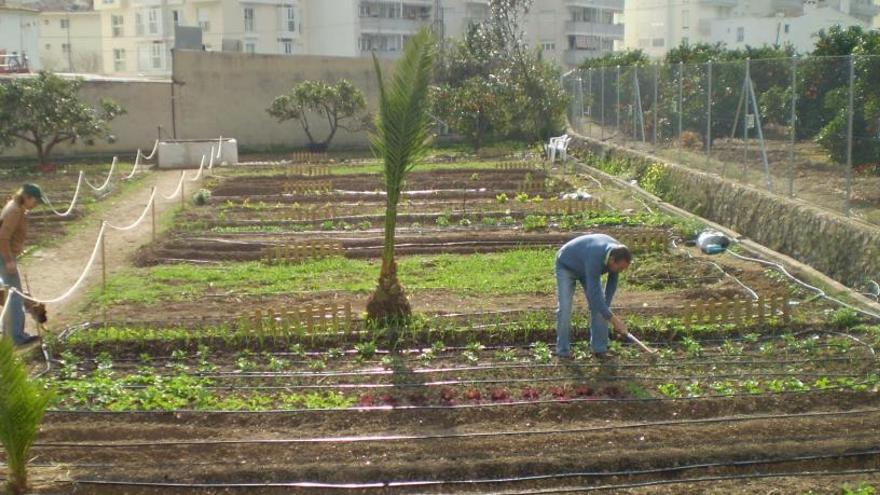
top-left (698, 0), bottom-right (738, 7)
top-left (769, 0), bottom-right (804, 14)
top-left (360, 16), bottom-right (430, 34)
top-left (564, 48), bottom-right (608, 66)
top-left (565, 0), bottom-right (623, 9)
top-left (565, 21), bottom-right (623, 38)
top-left (849, 0), bottom-right (880, 20)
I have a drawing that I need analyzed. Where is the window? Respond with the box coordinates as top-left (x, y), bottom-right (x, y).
top-left (541, 41), bottom-right (555, 51)
top-left (243, 7), bottom-right (254, 32)
top-left (280, 39), bottom-right (293, 54)
top-left (111, 15), bottom-right (123, 37)
top-left (682, 9), bottom-right (689, 30)
top-left (60, 18), bottom-right (69, 29)
top-left (113, 48), bottom-right (125, 71)
top-left (62, 43), bottom-right (70, 53)
top-left (245, 42), bottom-right (256, 54)
top-left (136, 12), bottom-right (144, 35)
top-left (148, 8), bottom-right (159, 34)
top-left (151, 42), bottom-right (162, 69)
top-left (784, 24), bottom-right (790, 34)
top-left (652, 38), bottom-right (665, 47)
top-left (198, 8), bottom-right (210, 32)
top-left (44, 19), bottom-right (49, 25)
top-left (45, 43), bottom-right (51, 50)
top-left (736, 26), bottom-right (744, 42)
top-left (172, 10), bottom-right (180, 25)
top-left (286, 6), bottom-right (296, 32)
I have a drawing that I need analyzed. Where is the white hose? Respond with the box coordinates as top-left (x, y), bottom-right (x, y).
top-left (85, 158), bottom-right (117, 192)
top-left (105, 188), bottom-right (156, 232)
top-left (160, 171), bottom-right (186, 200)
top-left (727, 250), bottom-right (880, 321)
top-left (43, 171), bottom-right (84, 217)
top-left (671, 238), bottom-right (759, 301)
top-left (142, 139), bottom-right (159, 160)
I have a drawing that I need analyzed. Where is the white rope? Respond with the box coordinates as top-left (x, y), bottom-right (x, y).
top-left (84, 158), bottom-right (117, 192)
top-left (187, 155), bottom-right (206, 182)
top-left (208, 146), bottom-right (215, 170)
top-left (105, 188), bottom-right (156, 232)
top-left (42, 171), bottom-right (84, 217)
top-left (160, 171), bottom-right (186, 200)
top-left (10, 222), bottom-right (108, 305)
top-left (123, 151), bottom-right (141, 180)
top-left (216, 137), bottom-right (223, 160)
top-left (142, 139), bottom-right (159, 160)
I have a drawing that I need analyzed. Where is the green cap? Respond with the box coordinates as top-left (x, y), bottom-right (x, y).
top-left (22, 184), bottom-right (44, 204)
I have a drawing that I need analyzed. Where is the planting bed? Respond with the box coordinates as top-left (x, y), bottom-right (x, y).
top-left (26, 156), bottom-right (880, 493)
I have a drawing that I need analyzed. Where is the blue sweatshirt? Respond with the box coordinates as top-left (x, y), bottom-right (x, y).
top-left (556, 234), bottom-right (620, 320)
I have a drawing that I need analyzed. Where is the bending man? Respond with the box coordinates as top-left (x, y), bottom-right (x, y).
top-left (555, 233), bottom-right (632, 358)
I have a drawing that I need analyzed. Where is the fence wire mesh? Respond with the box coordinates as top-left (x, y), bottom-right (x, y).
top-left (566, 54), bottom-right (880, 228)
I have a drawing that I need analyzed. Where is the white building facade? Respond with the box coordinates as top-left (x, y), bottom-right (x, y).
top-left (39, 10), bottom-right (103, 73)
top-left (0, 2), bottom-right (41, 71)
top-left (624, 0), bottom-right (879, 58)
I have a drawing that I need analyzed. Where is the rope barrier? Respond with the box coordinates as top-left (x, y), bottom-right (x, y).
top-left (142, 139), bottom-right (159, 161)
top-left (122, 152), bottom-right (141, 180)
top-left (160, 171), bottom-right (186, 201)
top-left (105, 188), bottom-right (156, 232)
top-left (208, 146), bottom-right (215, 171)
top-left (216, 137), bottom-right (222, 160)
top-left (187, 155), bottom-right (206, 182)
top-left (84, 158), bottom-right (116, 192)
top-left (42, 171), bottom-right (84, 217)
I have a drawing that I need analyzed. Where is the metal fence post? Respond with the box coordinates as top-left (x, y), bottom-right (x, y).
top-left (616, 65), bottom-right (621, 138)
top-left (653, 62), bottom-right (658, 150)
top-left (600, 65), bottom-right (605, 141)
top-left (587, 68), bottom-right (593, 138)
top-left (706, 60), bottom-right (713, 165)
top-left (788, 55), bottom-right (798, 197)
top-left (845, 53), bottom-right (855, 216)
top-left (742, 58), bottom-right (751, 180)
top-left (677, 61), bottom-right (684, 157)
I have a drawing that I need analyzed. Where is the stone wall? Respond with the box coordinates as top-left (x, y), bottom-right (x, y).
top-left (569, 135), bottom-right (880, 288)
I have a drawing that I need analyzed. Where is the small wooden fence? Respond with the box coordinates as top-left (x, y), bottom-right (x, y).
top-left (680, 297), bottom-right (791, 329)
top-left (262, 241), bottom-right (344, 263)
top-left (283, 180), bottom-right (333, 194)
top-left (286, 165), bottom-right (331, 177)
top-left (289, 152), bottom-right (329, 164)
top-left (248, 303), bottom-right (353, 336)
top-left (495, 161), bottom-right (537, 171)
top-left (617, 231), bottom-right (668, 252)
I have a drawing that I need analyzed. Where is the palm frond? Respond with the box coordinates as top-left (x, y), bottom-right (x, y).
top-left (0, 336), bottom-right (52, 494)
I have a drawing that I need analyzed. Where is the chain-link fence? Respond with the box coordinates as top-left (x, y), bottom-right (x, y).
top-left (564, 55), bottom-right (880, 227)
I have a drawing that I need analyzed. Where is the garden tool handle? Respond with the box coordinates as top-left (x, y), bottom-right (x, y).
top-left (625, 331), bottom-right (658, 355)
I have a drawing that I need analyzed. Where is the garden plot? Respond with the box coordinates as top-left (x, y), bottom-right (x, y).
top-left (30, 157), bottom-right (879, 494)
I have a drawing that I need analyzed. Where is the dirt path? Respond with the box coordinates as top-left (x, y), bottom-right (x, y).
top-left (22, 170), bottom-right (200, 330)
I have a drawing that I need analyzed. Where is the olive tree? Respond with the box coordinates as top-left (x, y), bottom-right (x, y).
top-left (267, 80), bottom-right (369, 152)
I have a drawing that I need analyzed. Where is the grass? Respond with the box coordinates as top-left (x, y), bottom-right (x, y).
top-left (95, 249), bottom-right (560, 305)
top-left (213, 160), bottom-right (538, 179)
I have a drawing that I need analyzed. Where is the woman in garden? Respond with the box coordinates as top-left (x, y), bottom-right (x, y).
top-left (0, 184), bottom-right (44, 346)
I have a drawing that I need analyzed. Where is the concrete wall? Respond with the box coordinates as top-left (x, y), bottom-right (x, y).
top-left (0, 50), bottom-right (385, 160)
top-left (173, 49), bottom-right (388, 149)
top-left (569, 134), bottom-right (880, 288)
top-left (1, 75), bottom-right (173, 159)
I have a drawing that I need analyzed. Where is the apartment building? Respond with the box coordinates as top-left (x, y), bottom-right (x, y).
top-left (94, 0), bottom-right (304, 76)
top-left (306, 0), bottom-right (623, 66)
top-left (0, 0), bottom-right (41, 71)
top-left (39, 9), bottom-right (102, 72)
top-left (624, 0), bottom-right (879, 57)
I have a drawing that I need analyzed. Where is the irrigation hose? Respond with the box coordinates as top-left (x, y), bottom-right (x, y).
top-left (671, 238), bottom-right (759, 300)
top-left (728, 249), bottom-right (880, 321)
top-left (66, 450), bottom-right (880, 490)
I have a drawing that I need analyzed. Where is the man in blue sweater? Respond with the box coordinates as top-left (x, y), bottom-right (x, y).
top-left (555, 233), bottom-right (632, 358)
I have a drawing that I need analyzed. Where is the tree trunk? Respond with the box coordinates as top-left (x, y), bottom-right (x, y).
top-left (366, 194), bottom-right (411, 324)
top-left (34, 139), bottom-right (46, 166)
